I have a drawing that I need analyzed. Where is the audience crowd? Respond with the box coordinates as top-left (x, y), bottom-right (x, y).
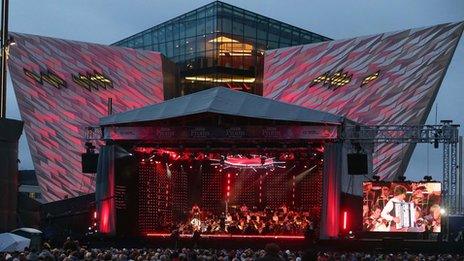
top-left (1, 240), bottom-right (464, 261)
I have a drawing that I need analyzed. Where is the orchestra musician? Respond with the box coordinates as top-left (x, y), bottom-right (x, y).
top-left (424, 204), bottom-right (441, 233)
top-left (380, 185), bottom-right (408, 231)
top-left (376, 186), bottom-right (391, 209)
top-left (364, 205), bottom-right (389, 232)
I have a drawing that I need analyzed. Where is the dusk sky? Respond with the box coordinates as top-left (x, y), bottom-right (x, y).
top-left (5, 0), bottom-right (464, 182)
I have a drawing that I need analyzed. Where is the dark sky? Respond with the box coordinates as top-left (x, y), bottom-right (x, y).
top-left (5, 0), bottom-right (464, 182)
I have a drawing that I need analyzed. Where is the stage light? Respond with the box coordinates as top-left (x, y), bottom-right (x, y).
top-left (423, 175), bottom-right (433, 182)
top-left (348, 231), bottom-right (355, 239)
top-left (220, 155), bottom-right (225, 164)
top-left (343, 211), bottom-right (348, 230)
top-left (162, 153), bottom-right (169, 163)
top-left (440, 208), bottom-right (446, 215)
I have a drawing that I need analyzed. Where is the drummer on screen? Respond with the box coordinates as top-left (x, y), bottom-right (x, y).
top-left (380, 185), bottom-right (408, 231)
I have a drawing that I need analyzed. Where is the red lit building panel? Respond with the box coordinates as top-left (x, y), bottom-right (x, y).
top-left (8, 33), bottom-right (168, 201)
top-left (263, 22), bottom-right (464, 179)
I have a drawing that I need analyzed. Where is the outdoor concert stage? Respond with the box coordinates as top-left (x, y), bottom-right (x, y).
top-left (94, 87), bottom-right (367, 240)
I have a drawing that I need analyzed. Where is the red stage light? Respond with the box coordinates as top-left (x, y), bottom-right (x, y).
top-left (93, 211), bottom-right (97, 219)
top-left (343, 211), bottom-right (348, 230)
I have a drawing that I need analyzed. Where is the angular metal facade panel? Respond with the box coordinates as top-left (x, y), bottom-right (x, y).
top-left (8, 33), bottom-right (166, 201)
top-left (263, 22), bottom-right (464, 179)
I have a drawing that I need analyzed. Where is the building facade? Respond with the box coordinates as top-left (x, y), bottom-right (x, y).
top-left (7, 1), bottom-right (463, 201)
top-left (113, 1), bottom-right (330, 98)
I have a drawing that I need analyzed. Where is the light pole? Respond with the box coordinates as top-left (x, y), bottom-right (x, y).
top-left (0, 0), bottom-right (24, 232)
top-left (0, 0), bottom-right (8, 118)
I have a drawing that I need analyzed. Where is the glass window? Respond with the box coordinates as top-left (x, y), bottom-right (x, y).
top-left (166, 24), bottom-right (173, 42)
top-left (206, 3), bottom-right (215, 17)
top-left (143, 33), bottom-right (151, 46)
top-left (232, 20), bottom-right (244, 36)
top-left (179, 21), bottom-right (186, 39)
top-left (268, 41), bottom-right (279, 49)
top-left (257, 19), bottom-right (268, 40)
top-left (244, 23), bottom-right (256, 39)
top-left (173, 39), bottom-right (182, 56)
top-left (158, 42), bottom-right (166, 54)
top-left (196, 36), bottom-right (206, 53)
top-left (185, 19), bottom-right (196, 38)
top-left (291, 30), bottom-right (301, 45)
top-left (186, 37), bottom-right (196, 54)
top-left (158, 28), bottom-right (165, 43)
top-left (197, 7), bottom-right (206, 19)
top-left (166, 41), bottom-right (173, 57)
top-left (134, 36), bottom-right (143, 48)
top-left (219, 17), bottom-right (232, 34)
top-left (173, 23), bottom-right (180, 40)
top-left (206, 16), bottom-right (216, 34)
top-left (301, 33), bottom-right (313, 43)
top-left (151, 30), bottom-right (158, 44)
top-left (197, 18), bottom-right (206, 35)
top-left (280, 26), bottom-right (292, 44)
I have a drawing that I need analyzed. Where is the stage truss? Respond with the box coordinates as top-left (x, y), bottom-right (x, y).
top-left (342, 120), bottom-right (461, 215)
top-left (85, 121), bottom-right (462, 214)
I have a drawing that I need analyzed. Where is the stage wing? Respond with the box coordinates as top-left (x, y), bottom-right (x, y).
top-left (8, 33), bottom-right (171, 201)
top-left (264, 22), bottom-right (464, 180)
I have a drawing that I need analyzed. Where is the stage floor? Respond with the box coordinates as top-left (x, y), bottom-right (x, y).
top-left (146, 233), bottom-right (305, 240)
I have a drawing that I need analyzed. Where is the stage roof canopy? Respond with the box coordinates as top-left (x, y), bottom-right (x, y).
top-left (100, 87), bottom-right (346, 126)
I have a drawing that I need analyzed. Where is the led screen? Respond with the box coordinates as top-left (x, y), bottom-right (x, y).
top-left (362, 181), bottom-right (442, 233)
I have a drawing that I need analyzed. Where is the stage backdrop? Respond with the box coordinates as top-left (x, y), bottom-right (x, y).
top-left (8, 33), bottom-right (173, 201)
top-left (264, 22), bottom-right (464, 180)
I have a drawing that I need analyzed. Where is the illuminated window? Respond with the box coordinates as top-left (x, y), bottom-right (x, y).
top-left (185, 76), bottom-right (255, 83)
top-left (361, 71), bottom-right (380, 87)
top-left (310, 70), bottom-right (352, 89)
top-left (209, 36), bottom-right (253, 56)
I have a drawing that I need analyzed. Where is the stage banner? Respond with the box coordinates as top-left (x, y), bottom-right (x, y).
top-left (103, 125), bottom-right (338, 141)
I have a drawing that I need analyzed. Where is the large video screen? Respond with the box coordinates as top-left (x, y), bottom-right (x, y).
top-left (362, 181), bottom-right (441, 233)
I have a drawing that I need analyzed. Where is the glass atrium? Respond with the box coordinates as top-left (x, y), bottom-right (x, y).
top-left (113, 1), bottom-right (330, 98)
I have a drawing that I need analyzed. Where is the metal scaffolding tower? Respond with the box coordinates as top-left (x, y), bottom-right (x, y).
top-left (342, 120), bottom-right (461, 214)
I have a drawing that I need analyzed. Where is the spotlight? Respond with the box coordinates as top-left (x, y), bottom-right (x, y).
top-left (372, 175), bottom-right (381, 181)
top-left (347, 230), bottom-right (355, 239)
top-left (220, 155), bottom-right (226, 165)
top-left (8, 36), bottom-right (15, 46)
top-left (434, 133), bottom-right (439, 149)
top-left (440, 208), bottom-right (446, 216)
top-left (423, 175), bottom-right (433, 182)
top-left (162, 153), bottom-right (170, 164)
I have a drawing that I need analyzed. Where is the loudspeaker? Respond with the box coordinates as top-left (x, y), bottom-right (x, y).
top-left (82, 153), bottom-right (99, 173)
top-left (347, 153), bottom-right (368, 175)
